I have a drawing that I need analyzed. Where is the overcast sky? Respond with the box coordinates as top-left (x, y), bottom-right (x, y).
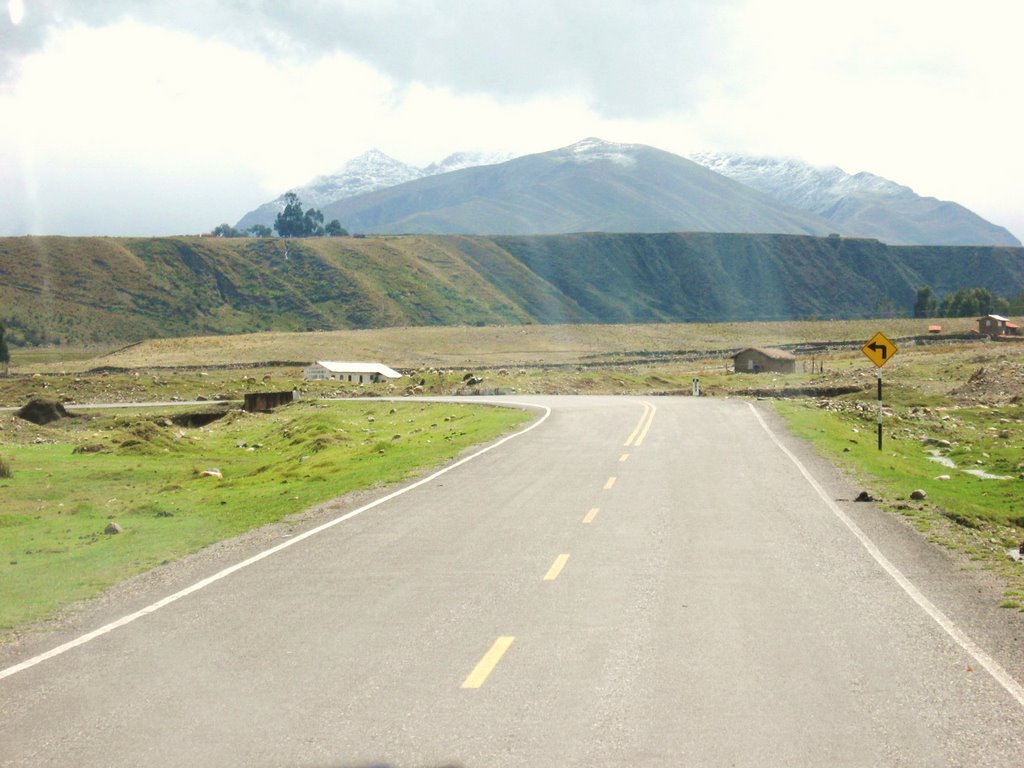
top-left (2, 0), bottom-right (1022, 239)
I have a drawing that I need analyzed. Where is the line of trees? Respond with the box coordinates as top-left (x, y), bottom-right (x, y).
top-left (913, 286), bottom-right (1023, 318)
top-left (212, 223), bottom-right (272, 238)
top-left (0, 321), bottom-right (9, 375)
top-left (210, 194), bottom-right (348, 239)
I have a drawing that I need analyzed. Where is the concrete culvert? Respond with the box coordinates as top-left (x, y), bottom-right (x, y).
top-left (169, 410), bottom-right (229, 428)
top-left (16, 398), bottom-right (74, 425)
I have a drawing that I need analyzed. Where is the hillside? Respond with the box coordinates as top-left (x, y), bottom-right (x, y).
top-left (1, 234), bottom-right (1023, 346)
top-left (235, 150), bottom-right (514, 231)
top-left (236, 139), bottom-right (1016, 246)
top-left (319, 139), bottom-right (838, 237)
top-left (690, 153), bottom-right (1020, 247)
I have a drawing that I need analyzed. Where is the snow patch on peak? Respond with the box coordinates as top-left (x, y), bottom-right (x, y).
top-left (236, 147), bottom-right (523, 229)
top-left (560, 137), bottom-right (636, 166)
top-left (281, 150), bottom-right (424, 209)
top-left (689, 152), bottom-right (914, 214)
top-left (424, 150), bottom-right (514, 175)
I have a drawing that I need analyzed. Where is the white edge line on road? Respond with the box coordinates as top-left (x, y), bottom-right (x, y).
top-left (747, 401), bottom-right (1024, 709)
top-left (0, 401), bottom-right (552, 682)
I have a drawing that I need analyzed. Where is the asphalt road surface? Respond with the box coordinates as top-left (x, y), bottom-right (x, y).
top-left (3, 395), bottom-right (1024, 766)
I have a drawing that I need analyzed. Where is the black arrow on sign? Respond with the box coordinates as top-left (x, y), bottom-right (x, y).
top-left (867, 342), bottom-right (889, 359)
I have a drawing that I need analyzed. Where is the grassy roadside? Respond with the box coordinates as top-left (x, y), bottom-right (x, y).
top-left (0, 400), bottom-right (530, 634)
top-left (774, 397), bottom-right (1024, 607)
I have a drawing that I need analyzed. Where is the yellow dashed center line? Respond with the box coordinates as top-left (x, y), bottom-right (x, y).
top-left (461, 636), bottom-right (515, 689)
top-left (543, 554), bottom-right (570, 581)
top-left (463, 402), bottom-right (658, 692)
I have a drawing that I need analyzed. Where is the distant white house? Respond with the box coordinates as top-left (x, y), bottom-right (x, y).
top-left (303, 361), bottom-right (403, 383)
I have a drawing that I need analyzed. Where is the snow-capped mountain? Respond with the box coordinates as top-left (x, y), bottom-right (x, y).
top-left (236, 149), bottom-right (513, 230)
top-left (423, 150), bottom-right (514, 175)
top-left (236, 141), bottom-right (1018, 246)
top-left (557, 136), bottom-right (638, 166)
top-left (296, 150), bottom-right (427, 208)
top-left (316, 138), bottom-right (837, 237)
top-left (689, 152), bottom-right (1020, 247)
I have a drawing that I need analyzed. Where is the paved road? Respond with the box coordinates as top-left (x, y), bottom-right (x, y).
top-left (3, 395), bottom-right (1024, 766)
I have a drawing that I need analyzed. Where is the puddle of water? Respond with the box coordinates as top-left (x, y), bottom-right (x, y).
top-left (926, 449), bottom-right (1013, 480)
top-left (926, 449), bottom-right (957, 468)
top-left (964, 468), bottom-right (1015, 480)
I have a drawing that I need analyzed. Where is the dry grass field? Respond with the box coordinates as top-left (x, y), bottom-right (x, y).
top-left (10, 317), bottom-right (983, 373)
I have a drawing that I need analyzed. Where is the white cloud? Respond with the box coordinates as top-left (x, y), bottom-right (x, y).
top-left (1, 22), bottom-right (399, 232)
top-left (0, 18), bottom-right (652, 234)
top-left (1, 1), bottom-right (1023, 239)
top-left (683, 0), bottom-right (1024, 237)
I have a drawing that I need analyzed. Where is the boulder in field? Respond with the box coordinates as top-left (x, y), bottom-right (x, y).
top-left (16, 398), bottom-right (74, 426)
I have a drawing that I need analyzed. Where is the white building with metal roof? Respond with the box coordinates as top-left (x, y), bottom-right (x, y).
top-left (302, 361), bottom-right (402, 383)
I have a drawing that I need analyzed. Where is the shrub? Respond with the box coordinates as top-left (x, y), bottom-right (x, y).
top-left (0, 456), bottom-right (12, 479)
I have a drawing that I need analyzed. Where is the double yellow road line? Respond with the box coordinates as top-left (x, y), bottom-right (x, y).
top-left (624, 401), bottom-right (656, 447)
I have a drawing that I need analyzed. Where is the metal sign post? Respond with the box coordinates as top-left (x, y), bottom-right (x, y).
top-left (876, 370), bottom-right (883, 451)
top-left (861, 332), bottom-right (898, 451)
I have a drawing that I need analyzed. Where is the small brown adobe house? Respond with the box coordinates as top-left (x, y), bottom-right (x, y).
top-left (976, 315), bottom-right (1022, 339)
top-left (733, 347), bottom-right (797, 374)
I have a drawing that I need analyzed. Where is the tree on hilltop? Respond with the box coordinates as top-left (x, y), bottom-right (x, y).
top-left (274, 192), bottom-right (306, 237)
top-left (212, 223), bottom-right (242, 238)
top-left (325, 219), bottom-right (348, 237)
top-left (273, 192), bottom-right (336, 238)
top-left (303, 206), bottom-right (325, 237)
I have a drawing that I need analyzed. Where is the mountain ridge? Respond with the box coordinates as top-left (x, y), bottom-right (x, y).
top-left (237, 139), bottom-right (1016, 246)
top-left (689, 152), bottom-right (1020, 247)
top-left (236, 149), bottom-right (512, 231)
top-left (317, 139), bottom-right (839, 237)
top-left (2, 233), bottom-right (1022, 346)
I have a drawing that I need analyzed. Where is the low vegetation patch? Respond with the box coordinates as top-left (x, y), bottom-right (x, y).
top-left (775, 395), bottom-right (1024, 605)
top-left (776, 399), bottom-right (1024, 527)
top-left (0, 400), bottom-right (529, 633)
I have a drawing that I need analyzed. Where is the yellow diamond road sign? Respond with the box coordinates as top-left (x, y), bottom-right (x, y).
top-left (862, 331), bottom-right (898, 368)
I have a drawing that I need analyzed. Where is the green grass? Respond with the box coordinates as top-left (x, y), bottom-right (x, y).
top-left (0, 400), bottom-right (530, 632)
top-left (775, 400), bottom-right (1024, 530)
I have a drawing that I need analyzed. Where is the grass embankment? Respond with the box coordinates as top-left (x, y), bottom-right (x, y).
top-left (776, 392), bottom-right (1024, 606)
top-left (5, 233), bottom-right (1021, 348)
top-left (0, 400), bottom-right (530, 632)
